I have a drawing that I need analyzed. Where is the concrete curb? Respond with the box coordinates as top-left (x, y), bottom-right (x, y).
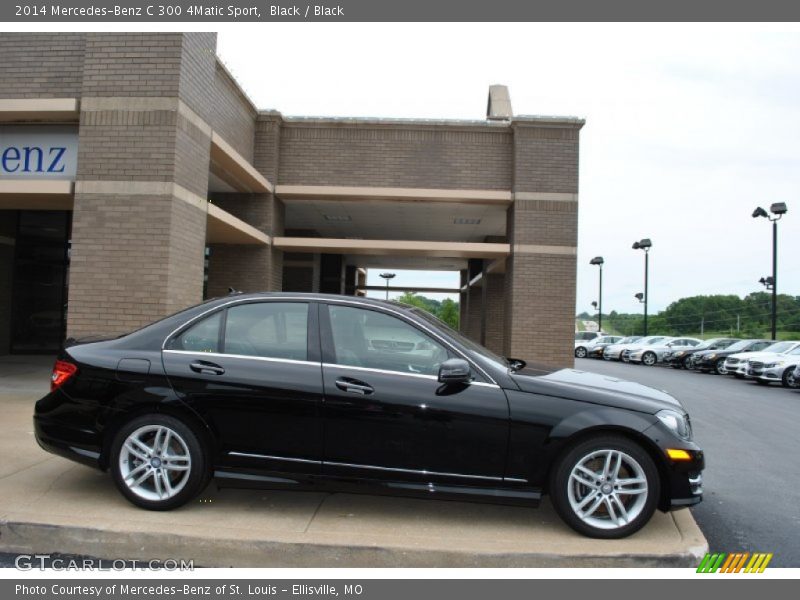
top-left (0, 512), bottom-right (707, 568)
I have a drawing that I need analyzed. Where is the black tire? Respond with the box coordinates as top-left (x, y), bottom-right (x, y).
top-left (641, 351), bottom-right (657, 367)
top-left (682, 356), bottom-right (694, 370)
top-left (549, 434), bottom-right (660, 539)
top-left (109, 414), bottom-right (210, 511)
top-left (575, 346), bottom-right (588, 359)
top-left (782, 368), bottom-right (799, 389)
top-left (714, 359), bottom-right (727, 375)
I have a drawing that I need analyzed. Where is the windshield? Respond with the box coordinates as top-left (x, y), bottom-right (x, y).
top-left (643, 337), bottom-right (666, 345)
top-left (724, 340), bottom-right (752, 353)
top-left (762, 341), bottom-right (794, 354)
top-left (618, 336), bottom-right (640, 344)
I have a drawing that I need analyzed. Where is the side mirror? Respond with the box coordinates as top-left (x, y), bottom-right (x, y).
top-left (438, 358), bottom-right (471, 384)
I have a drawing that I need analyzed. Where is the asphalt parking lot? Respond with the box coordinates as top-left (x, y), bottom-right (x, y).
top-left (577, 358), bottom-right (800, 567)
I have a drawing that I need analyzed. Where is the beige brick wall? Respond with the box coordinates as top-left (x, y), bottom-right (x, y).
top-left (0, 33), bottom-right (85, 98)
top-left (210, 61), bottom-right (257, 162)
top-left (277, 124), bottom-right (512, 190)
top-left (484, 272), bottom-right (505, 355)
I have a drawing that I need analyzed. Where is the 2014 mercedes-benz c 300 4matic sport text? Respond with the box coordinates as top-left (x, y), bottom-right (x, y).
top-left (35, 293), bottom-right (704, 538)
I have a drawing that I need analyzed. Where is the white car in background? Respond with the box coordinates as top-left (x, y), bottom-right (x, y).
top-left (746, 344), bottom-right (800, 387)
top-left (604, 335), bottom-right (665, 362)
top-left (724, 341), bottom-right (800, 379)
top-left (628, 337), bottom-right (703, 366)
top-left (574, 335), bottom-right (622, 359)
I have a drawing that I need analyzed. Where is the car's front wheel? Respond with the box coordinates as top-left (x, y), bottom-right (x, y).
top-left (110, 414), bottom-right (210, 510)
top-left (575, 346), bottom-right (588, 358)
top-left (714, 359), bottom-right (727, 375)
top-left (641, 351), bottom-right (657, 366)
top-left (782, 368), bottom-right (799, 389)
top-left (550, 435), bottom-right (660, 539)
top-left (682, 356), bottom-right (694, 370)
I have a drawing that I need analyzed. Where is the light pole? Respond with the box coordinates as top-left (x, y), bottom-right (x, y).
top-left (379, 272), bottom-right (396, 300)
top-left (632, 239), bottom-right (652, 336)
top-left (590, 256), bottom-right (604, 332)
top-left (752, 203), bottom-right (788, 341)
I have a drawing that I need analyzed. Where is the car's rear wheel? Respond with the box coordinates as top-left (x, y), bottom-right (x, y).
top-left (714, 359), bottom-right (727, 375)
top-left (642, 351), bottom-right (657, 366)
top-left (110, 414), bottom-right (210, 510)
top-left (550, 435), bottom-right (660, 539)
top-left (575, 346), bottom-right (588, 359)
top-left (782, 368), bottom-right (799, 389)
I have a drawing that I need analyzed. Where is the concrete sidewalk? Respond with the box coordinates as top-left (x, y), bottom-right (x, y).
top-left (0, 357), bottom-right (707, 567)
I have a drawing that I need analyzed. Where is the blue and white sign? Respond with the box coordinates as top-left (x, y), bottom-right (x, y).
top-left (0, 125), bottom-right (78, 179)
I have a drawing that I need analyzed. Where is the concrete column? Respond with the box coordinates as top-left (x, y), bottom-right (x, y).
top-left (68, 33), bottom-right (216, 338)
top-left (504, 118), bottom-right (583, 367)
top-left (484, 272), bottom-right (506, 355)
top-left (0, 213), bottom-right (15, 354)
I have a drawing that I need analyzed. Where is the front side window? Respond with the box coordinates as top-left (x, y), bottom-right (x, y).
top-left (328, 305), bottom-right (449, 376)
top-left (224, 302), bottom-right (308, 361)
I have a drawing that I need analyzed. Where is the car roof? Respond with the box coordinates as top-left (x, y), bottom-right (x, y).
top-left (206, 291), bottom-right (413, 312)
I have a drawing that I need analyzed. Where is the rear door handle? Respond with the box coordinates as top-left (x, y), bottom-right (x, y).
top-left (190, 361), bottom-right (225, 375)
top-left (335, 378), bottom-right (374, 395)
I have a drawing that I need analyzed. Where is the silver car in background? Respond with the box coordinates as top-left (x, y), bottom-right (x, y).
top-left (604, 335), bottom-right (665, 362)
top-left (746, 344), bottom-right (800, 387)
top-left (628, 337), bottom-right (703, 366)
top-left (725, 341), bottom-right (800, 378)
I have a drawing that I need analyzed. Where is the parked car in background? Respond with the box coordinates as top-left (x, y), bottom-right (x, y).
top-left (586, 335), bottom-right (627, 359)
top-left (619, 336), bottom-right (672, 363)
top-left (664, 338), bottom-right (739, 370)
top-left (692, 339), bottom-right (772, 375)
top-left (575, 335), bottom-right (622, 359)
top-left (603, 336), bottom-right (655, 361)
top-left (725, 341), bottom-right (800, 379)
top-left (34, 292), bottom-right (705, 539)
top-left (628, 337), bottom-right (702, 366)
top-left (575, 332), bottom-right (603, 342)
top-left (746, 344), bottom-right (800, 387)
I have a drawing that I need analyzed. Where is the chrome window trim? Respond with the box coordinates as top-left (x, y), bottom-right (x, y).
top-left (160, 295), bottom-right (497, 385)
top-left (322, 362), bottom-right (500, 388)
top-left (163, 349), bottom-right (319, 367)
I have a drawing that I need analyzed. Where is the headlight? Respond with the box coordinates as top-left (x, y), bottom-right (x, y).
top-left (764, 361), bottom-right (783, 368)
top-left (707, 354), bottom-right (716, 360)
top-left (675, 351), bottom-right (686, 357)
top-left (656, 409), bottom-right (693, 441)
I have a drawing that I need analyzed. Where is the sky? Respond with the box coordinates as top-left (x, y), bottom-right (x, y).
top-left (217, 24), bottom-right (800, 312)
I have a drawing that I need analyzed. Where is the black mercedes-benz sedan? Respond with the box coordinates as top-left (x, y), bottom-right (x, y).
top-left (35, 293), bottom-right (704, 539)
top-left (692, 339), bottom-right (772, 374)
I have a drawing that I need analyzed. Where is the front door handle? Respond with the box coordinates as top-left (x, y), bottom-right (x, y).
top-left (335, 378), bottom-right (374, 395)
top-left (190, 360), bottom-right (225, 375)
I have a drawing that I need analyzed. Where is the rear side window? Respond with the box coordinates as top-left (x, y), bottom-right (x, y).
top-left (168, 311), bottom-right (222, 353)
top-left (224, 302), bottom-right (308, 361)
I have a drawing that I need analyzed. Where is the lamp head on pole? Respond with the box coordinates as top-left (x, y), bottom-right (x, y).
top-left (632, 239), bottom-right (652, 251)
top-left (379, 272), bottom-right (396, 281)
top-left (589, 256), bottom-right (604, 266)
top-left (634, 292), bottom-right (644, 303)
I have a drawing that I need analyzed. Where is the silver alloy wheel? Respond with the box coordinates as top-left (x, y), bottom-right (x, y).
top-left (642, 352), bottom-right (656, 366)
top-left (567, 449), bottom-right (649, 530)
top-left (575, 346), bottom-right (587, 358)
top-left (786, 369), bottom-right (799, 389)
top-left (715, 360), bottom-right (727, 375)
top-left (119, 425), bottom-right (191, 502)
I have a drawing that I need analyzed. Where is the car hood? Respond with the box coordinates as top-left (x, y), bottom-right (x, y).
top-left (510, 367), bottom-right (684, 415)
top-left (728, 351), bottom-right (784, 361)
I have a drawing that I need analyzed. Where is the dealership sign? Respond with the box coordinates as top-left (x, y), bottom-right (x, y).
top-left (0, 126), bottom-right (78, 179)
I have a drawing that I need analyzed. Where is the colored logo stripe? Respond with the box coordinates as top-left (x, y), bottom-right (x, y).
top-left (697, 552), bottom-right (773, 573)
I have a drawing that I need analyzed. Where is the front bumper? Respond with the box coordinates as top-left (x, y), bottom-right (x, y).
top-left (642, 422), bottom-right (705, 511)
top-left (748, 365), bottom-right (783, 383)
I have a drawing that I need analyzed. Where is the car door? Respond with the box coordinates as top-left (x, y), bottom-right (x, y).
top-left (319, 302), bottom-right (509, 484)
top-left (162, 300), bottom-right (323, 474)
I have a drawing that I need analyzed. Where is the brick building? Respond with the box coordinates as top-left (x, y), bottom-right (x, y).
top-left (0, 32), bottom-right (583, 366)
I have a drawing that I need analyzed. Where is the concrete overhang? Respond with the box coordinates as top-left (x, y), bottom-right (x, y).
top-left (276, 185), bottom-right (512, 205)
top-left (273, 237), bottom-right (510, 259)
top-left (207, 203), bottom-right (271, 245)
top-left (0, 180), bottom-right (74, 209)
top-left (0, 98), bottom-right (80, 122)
top-left (209, 132), bottom-right (274, 194)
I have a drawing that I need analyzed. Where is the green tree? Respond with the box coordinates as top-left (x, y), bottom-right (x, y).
top-left (396, 292), bottom-right (459, 329)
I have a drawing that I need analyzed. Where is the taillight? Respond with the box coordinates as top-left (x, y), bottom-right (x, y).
top-left (51, 360), bottom-right (78, 392)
